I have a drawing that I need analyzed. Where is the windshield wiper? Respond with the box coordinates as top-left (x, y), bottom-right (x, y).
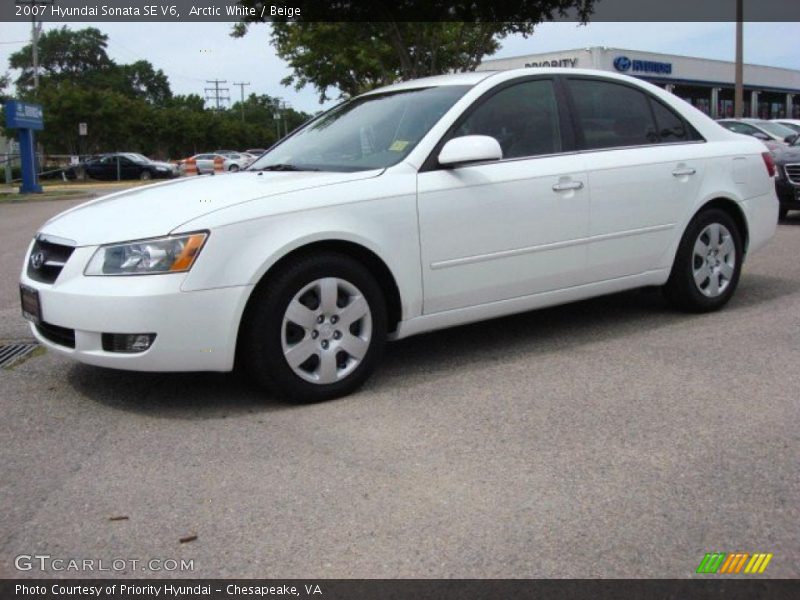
top-left (257, 163), bottom-right (320, 172)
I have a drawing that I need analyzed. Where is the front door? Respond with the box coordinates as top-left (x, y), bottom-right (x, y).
top-left (417, 78), bottom-right (590, 314)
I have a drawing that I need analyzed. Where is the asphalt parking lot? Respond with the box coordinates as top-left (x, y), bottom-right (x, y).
top-left (1, 197), bottom-right (798, 579)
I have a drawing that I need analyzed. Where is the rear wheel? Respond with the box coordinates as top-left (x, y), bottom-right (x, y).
top-left (663, 208), bottom-right (743, 312)
top-left (241, 253), bottom-right (387, 402)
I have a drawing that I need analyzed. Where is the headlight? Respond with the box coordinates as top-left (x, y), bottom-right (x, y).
top-left (85, 232), bottom-right (208, 276)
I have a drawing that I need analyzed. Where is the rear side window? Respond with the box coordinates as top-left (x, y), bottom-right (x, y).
top-left (568, 79), bottom-right (658, 149)
top-left (649, 99), bottom-right (689, 142)
top-left (454, 79), bottom-right (562, 159)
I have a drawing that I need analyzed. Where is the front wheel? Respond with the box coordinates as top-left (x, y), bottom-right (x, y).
top-left (140, 170), bottom-right (152, 181)
top-left (663, 208), bottom-right (743, 313)
top-left (228, 164), bottom-right (240, 172)
top-left (240, 253), bottom-right (387, 402)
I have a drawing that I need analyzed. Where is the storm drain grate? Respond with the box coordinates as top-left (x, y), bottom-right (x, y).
top-left (0, 343), bottom-right (39, 368)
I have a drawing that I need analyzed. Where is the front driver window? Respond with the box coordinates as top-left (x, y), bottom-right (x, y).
top-left (454, 79), bottom-right (562, 159)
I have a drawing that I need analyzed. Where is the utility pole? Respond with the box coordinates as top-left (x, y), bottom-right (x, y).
top-left (26, 1), bottom-right (52, 94)
top-left (734, 0), bottom-right (744, 118)
top-left (233, 81), bottom-right (250, 121)
top-left (204, 79), bottom-right (230, 111)
top-left (273, 97), bottom-right (282, 139)
top-left (281, 100), bottom-right (290, 137)
top-left (31, 16), bottom-right (42, 92)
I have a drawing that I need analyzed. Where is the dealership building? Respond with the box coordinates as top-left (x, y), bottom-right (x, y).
top-left (477, 47), bottom-right (800, 120)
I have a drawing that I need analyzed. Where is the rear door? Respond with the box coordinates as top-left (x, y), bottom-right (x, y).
top-left (564, 77), bottom-right (705, 281)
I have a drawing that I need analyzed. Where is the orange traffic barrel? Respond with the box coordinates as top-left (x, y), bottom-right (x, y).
top-left (183, 158), bottom-right (198, 176)
top-left (213, 155), bottom-right (225, 174)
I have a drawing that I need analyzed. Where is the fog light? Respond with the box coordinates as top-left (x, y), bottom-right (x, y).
top-left (102, 333), bottom-right (156, 353)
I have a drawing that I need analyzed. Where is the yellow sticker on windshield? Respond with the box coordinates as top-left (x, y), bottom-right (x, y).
top-left (389, 140), bottom-right (409, 152)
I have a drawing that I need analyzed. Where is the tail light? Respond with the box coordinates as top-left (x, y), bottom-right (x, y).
top-left (762, 152), bottom-right (776, 178)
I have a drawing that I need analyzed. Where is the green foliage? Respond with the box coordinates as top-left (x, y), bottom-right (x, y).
top-left (5, 26), bottom-right (310, 159)
top-left (233, 1), bottom-right (595, 102)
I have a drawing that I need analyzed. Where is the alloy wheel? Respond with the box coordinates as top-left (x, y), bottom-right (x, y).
top-left (692, 223), bottom-right (736, 298)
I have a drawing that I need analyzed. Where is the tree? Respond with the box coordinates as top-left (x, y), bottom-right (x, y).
top-left (10, 27), bottom-right (171, 106)
top-left (233, 1), bottom-right (595, 102)
top-left (10, 27), bottom-right (114, 94)
top-left (5, 26), bottom-right (312, 159)
top-left (0, 72), bottom-right (10, 100)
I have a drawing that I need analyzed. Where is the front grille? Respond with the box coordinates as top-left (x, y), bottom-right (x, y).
top-left (26, 236), bottom-right (76, 284)
top-left (785, 164), bottom-right (800, 185)
top-left (36, 322), bottom-right (76, 349)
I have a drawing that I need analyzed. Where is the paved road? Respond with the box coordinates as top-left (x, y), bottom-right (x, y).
top-left (1, 198), bottom-right (799, 578)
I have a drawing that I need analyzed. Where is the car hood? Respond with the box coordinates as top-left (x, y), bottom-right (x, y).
top-left (773, 146), bottom-right (800, 164)
top-left (40, 170), bottom-right (382, 246)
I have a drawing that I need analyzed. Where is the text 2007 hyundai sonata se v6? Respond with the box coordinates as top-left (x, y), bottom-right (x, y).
top-left (20, 69), bottom-right (778, 402)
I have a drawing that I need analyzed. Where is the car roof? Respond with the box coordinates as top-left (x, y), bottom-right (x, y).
top-left (362, 71), bottom-right (497, 95)
top-left (719, 118), bottom-right (765, 124)
top-left (362, 67), bottom-right (699, 96)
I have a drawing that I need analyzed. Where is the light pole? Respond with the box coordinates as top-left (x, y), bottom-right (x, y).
top-left (734, 0), bottom-right (744, 118)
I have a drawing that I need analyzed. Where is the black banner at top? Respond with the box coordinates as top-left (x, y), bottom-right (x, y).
top-left (3, 0), bottom-right (800, 22)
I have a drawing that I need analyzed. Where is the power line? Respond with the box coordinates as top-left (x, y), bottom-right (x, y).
top-left (204, 79), bottom-right (230, 111)
top-left (233, 81), bottom-right (250, 121)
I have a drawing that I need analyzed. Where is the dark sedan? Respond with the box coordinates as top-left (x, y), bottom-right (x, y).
top-left (72, 153), bottom-right (177, 181)
top-left (772, 140), bottom-right (800, 219)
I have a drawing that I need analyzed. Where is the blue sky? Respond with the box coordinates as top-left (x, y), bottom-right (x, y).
top-left (1, 21), bottom-right (798, 114)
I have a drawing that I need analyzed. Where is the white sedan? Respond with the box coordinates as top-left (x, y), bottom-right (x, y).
top-left (20, 69), bottom-right (777, 402)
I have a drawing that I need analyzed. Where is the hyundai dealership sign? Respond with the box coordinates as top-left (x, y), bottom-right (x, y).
top-left (613, 55), bottom-right (672, 75)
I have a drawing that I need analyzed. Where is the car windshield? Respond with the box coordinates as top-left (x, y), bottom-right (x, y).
top-left (249, 86), bottom-right (470, 172)
top-left (755, 121), bottom-right (796, 138)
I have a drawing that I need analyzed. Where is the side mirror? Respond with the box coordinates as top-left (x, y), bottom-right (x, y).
top-left (784, 133), bottom-right (799, 144)
top-left (438, 135), bottom-right (502, 167)
top-left (752, 132), bottom-right (770, 141)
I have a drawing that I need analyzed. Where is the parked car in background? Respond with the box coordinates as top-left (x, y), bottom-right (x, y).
top-left (21, 69), bottom-right (777, 402)
top-left (772, 119), bottom-right (800, 134)
top-left (68, 153), bottom-right (177, 181)
top-left (244, 148), bottom-right (267, 155)
top-left (178, 153), bottom-right (254, 174)
top-left (222, 153), bottom-right (255, 171)
top-left (772, 138), bottom-right (800, 219)
top-left (718, 118), bottom-right (799, 145)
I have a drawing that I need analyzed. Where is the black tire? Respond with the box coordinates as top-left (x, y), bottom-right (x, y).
top-left (140, 170), bottom-right (152, 181)
top-left (779, 207), bottom-right (789, 220)
top-left (240, 252), bottom-right (387, 403)
top-left (663, 208), bottom-right (744, 313)
top-left (228, 164), bottom-right (240, 172)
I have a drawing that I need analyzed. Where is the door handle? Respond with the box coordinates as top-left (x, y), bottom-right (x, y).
top-left (672, 167), bottom-right (696, 177)
top-left (552, 181), bottom-right (584, 192)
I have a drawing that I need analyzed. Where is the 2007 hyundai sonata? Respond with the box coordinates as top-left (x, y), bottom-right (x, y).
top-left (20, 69), bottom-right (778, 402)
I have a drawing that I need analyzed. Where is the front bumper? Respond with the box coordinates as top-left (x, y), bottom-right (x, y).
top-left (21, 244), bottom-right (252, 372)
top-left (775, 178), bottom-right (800, 208)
